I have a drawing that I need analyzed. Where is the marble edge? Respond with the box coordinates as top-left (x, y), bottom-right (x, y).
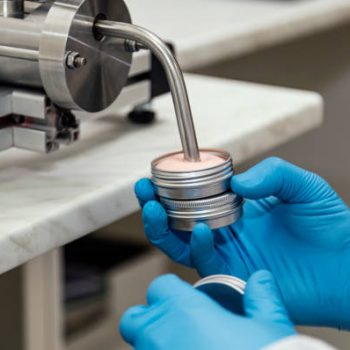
top-left (224, 96), bottom-right (323, 164)
top-left (0, 92), bottom-right (323, 274)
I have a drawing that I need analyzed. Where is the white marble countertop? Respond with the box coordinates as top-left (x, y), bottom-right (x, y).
top-left (127, 0), bottom-right (350, 69)
top-left (0, 74), bottom-right (322, 274)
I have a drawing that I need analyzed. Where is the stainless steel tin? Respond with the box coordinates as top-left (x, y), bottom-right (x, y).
top-left (152, 149), bottom-right (233, 200)
top-left (151, 149), bottom-right (243, 231)
top-left (194, 274), bottom-right (246, 314)
top-left (160, 192), bottom-right (243, 231)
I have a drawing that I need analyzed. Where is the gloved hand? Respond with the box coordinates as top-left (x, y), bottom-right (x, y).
top-left (120, 272), bottom-right (296, 350)
top-left (135, 157), bottom-right (350, 329)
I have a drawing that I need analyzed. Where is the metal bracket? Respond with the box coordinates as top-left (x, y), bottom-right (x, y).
top-left (0, 87), bottom-right (80, 153)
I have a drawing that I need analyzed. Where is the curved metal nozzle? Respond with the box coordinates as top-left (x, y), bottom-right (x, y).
top-left (95, 20), bottom-right (200, 162)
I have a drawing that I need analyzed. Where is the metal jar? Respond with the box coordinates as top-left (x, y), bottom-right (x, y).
top-left (194, 274), bottom-right (246, 314)
top-left (151, 149), bottom-right (243, 231)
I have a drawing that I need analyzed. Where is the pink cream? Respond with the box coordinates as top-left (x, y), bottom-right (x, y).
top-left (156, 151), bottom-right (225, 172)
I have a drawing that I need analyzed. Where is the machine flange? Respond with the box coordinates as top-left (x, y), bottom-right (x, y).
top-left (39, 0), bottom-right (132, 112)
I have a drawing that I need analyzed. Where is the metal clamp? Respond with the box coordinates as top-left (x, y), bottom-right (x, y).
top-left (0, 88), bottom-right (79, 153)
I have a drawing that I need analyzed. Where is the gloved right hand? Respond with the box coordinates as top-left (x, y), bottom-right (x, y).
top-left (135, 157), bottom-right (350, 329)
top-left (120, 271), bottom-right (296, 350)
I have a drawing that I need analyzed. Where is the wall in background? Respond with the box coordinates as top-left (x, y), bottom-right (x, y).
top-left (194, 22), bottom-right (350, 349)
top-left (195, 22), bottom-right (350, 202)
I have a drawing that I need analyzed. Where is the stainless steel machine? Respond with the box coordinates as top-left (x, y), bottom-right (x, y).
top-left (0, 0), bottom-right (170, 153)
top-left (0, 0), bottom-right (243, 229)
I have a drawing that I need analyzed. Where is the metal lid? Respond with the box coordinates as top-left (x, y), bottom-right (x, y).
top-left (194, 275), bottom-right (246, 315)
top-left (160, 192), bottom-right (243, 231)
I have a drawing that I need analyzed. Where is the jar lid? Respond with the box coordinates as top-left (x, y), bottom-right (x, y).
top-left (194, 274), bottom-right (246, 315)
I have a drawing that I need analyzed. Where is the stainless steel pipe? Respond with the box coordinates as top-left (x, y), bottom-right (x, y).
top-left (0, 0), bottom-right (24, 18)
top-left (95, 21), bottom-right (200, 162)
top-left (0, 45), bottom-right (38, 61)
top-left (0, 14), bottom-right (44, 87)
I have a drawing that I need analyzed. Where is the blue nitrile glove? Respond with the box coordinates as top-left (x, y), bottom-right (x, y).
top-left (135, 157), bottom-right (350, 329)
top-left (120, 272), bottom-right (296, 350)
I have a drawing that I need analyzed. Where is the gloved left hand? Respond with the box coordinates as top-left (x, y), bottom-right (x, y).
top-left (135, 158), bottom-right (350, 329)
top-left (120, 271), bottom-right (296, 350)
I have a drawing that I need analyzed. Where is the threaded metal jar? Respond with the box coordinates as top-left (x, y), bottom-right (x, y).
top-left (160, 192), bottom-right (243, 231)
top-left (151, 149), bottom-right (243, 231)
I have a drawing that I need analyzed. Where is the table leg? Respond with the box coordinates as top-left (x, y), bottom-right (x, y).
top-left (23, 249), bottom-right (64, 350)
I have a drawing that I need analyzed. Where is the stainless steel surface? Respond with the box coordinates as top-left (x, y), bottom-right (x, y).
top-left (0, 46), bottom-right (39, 61)
top-left (161, 192), bottom-right (243, 231)
top-left (124, 39), bottom-right (147, 53)
top-left (65, 51), bottom-right (87, 70)
top-left (0, 0), bottom-right (156, 153)
top-left (195, 275), bottom-right (246, 294)
top-left (0, 88), bottom-right (47, 119)
top-left (95, 20), bottom-right (200, 161)
top-left (0, 6), bottom-right (46, 87)
top-left (194, 275), bottom-right (246, 314)
top-left (0, 89), bottom-right (12, 117)
top-left (12, 90), bottom-right (47, 119)
top-left (0, 128), bottom-right (12, 151)
top-left (152, 150), bottom-right (234, 200)
top-left (129, 51), bottom-right (151, 76)
top-left (161, 192), bottom-right (241, 210)
top-left (0, 0), bottom-right (24, 18)
top-left (0, 87), bottom-right (79, 152)
top-left (39, 0), bottom-right (132, 112)
top-left (13, 127), bottom-right (51, 153)
top-left (0, 0), bottom-right (132, 112)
